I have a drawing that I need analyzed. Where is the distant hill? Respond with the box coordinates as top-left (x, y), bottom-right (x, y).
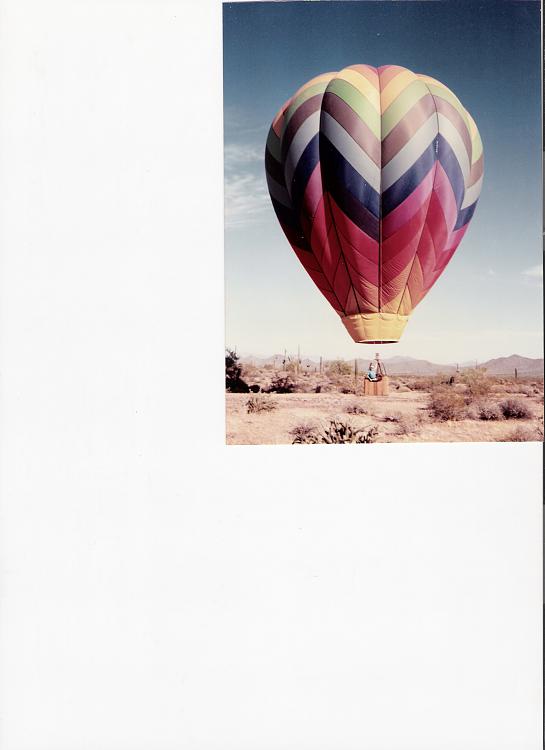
top-left (479, 354), bottom-right (544, 376)
top-left (238, 352), bottom-right (543, 377)
top-left (355, 356), bottom-right (457, 375)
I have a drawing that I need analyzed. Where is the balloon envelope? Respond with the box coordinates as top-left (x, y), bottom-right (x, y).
top-left (265, 65), bottom-right (483, 343)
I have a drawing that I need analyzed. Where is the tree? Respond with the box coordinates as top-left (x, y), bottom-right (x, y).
top-left (225, 349), bottom-right (249, 392)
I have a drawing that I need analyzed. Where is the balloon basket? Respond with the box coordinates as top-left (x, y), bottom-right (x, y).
top-left (363, 376), bottom-right (389, 397)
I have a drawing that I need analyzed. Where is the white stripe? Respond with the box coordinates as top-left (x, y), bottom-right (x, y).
top-left (381, 115), bottom-right (438, 191)
top-left (461, 174), bottom-right (483, 209)
top-left (283, 111), bottom-right (320, 193)
top-left (437, 112), bottom-right (471, 184)
top-left (320, 111), bottom-right (380, 192)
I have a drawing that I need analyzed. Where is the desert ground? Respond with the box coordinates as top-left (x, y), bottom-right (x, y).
top-left (225, 362), bottom-right (544, 445)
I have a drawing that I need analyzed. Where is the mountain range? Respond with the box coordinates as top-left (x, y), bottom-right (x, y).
top-left (239, 353), bottom-right (543, 376)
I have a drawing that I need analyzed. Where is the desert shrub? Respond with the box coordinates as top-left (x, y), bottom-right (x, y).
top-left (464, 403), bottom-right (480, 420)
top-left (408, 375), bottom-right (445, 391)
top-left (267, 374), bottom-right (297, 394)
top-left (394, 416), bottom-right (420, 435)
top-left (499, 398), bottom-right (532, 419)
top-left (476, 401), bottom-right (503, 421)
top-left (460, 368), bottom-right (491, 399)
top-left (406, 377), bottom-right (429, 391)
top-left (346, 402), bottom-right (367, 414)
top-left (291, 420), bottom-right (378, 444)
top-left (429, 388), bottom-right (467, 421)
top-left (320, 420), bottom-right (378, 444)
top-left (498, 426), bottom-right (538, 442)
top-left (246, 394), bottom-right (277, 414)
top-left (340, 386), bottom-right (356, 394)
top-left (516, 384), bottom-right (533, 397)
top-left (382, 411), bottom-right (403, 422)
top-left (326, 359), bottom-right (351, 377)
top-left (290, 422), bottom-right (319, 444)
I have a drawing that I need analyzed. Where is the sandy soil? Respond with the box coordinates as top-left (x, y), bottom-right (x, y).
top-left (226, 390), bottom-right (544, 445)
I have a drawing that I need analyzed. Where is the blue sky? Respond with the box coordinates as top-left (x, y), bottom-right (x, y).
top-left (223, 0), bottom-right (542, 363)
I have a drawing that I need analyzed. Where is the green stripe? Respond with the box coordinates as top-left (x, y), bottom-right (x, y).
top-left (325, 78), bottom-right (380, 139)
top-left (283, 82), bottom-right (328, 130)
top-left (424, 83), bottom-right (471, 135)
top-left (381, 79), bottom-right (429, 138)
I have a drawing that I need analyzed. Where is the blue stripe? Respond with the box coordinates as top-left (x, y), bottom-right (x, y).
top-left (454, 200), bottom-right (477, 230)
top-left (290, 133), bottom-right (320, 216)
top-left (319, 134), bottom-right (380, 240)
top-left (382, 142), bottom-right (437, 217)
top-left (437, 134), bottom-right (465, 212)
top-left (270, 195), bottom-right (309, 249)
top-left (265, 147), bottom-right (285, 187)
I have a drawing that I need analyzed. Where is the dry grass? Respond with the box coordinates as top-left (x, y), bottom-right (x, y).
top-left (246, 394), bottom-right (277, 414)
top-left (429, 388), bottom-right (467, 421)
top-left (346, 402), bottom-right (368, 415)
top-left (226, 369), bottom-right (543, 444)
top-left (289, 421), bottom-right (318, 443)
top-left (498, 426), bottom-right (542, 442)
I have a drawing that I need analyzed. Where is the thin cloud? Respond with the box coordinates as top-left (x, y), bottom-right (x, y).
top-left (224, 143), bottom-right (263, 170)
top-left (224, 107), bottom-right (268, 139)
top-left (522, 263), bottom-right (543, 278)
top-left (224, 139), bottom-right (270, 228)
top-left (225, 171), bottom-right (270, 228)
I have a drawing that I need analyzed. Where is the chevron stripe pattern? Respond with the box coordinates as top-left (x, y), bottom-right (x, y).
top-left (265, 64), bottom-right (483, 343)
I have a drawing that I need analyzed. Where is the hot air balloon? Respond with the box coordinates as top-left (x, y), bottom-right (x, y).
top-left (265, 65), bottom-right (483, 344)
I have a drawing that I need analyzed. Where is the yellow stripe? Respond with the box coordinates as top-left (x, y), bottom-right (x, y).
top-left (380, 69), bottom-right (417, 111)
top-left (381, 79), bottom-right (430, 138)
top-left (466, 111), bottom-right (483, 163)
top-left (417, 75), bottom-right (472, 135)
top-left (325, 78), bottom-right (381, 139)
top-left (335, 68), bottom-right (380, 113)
top-left (282, 80), bottom-right (330, 132)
